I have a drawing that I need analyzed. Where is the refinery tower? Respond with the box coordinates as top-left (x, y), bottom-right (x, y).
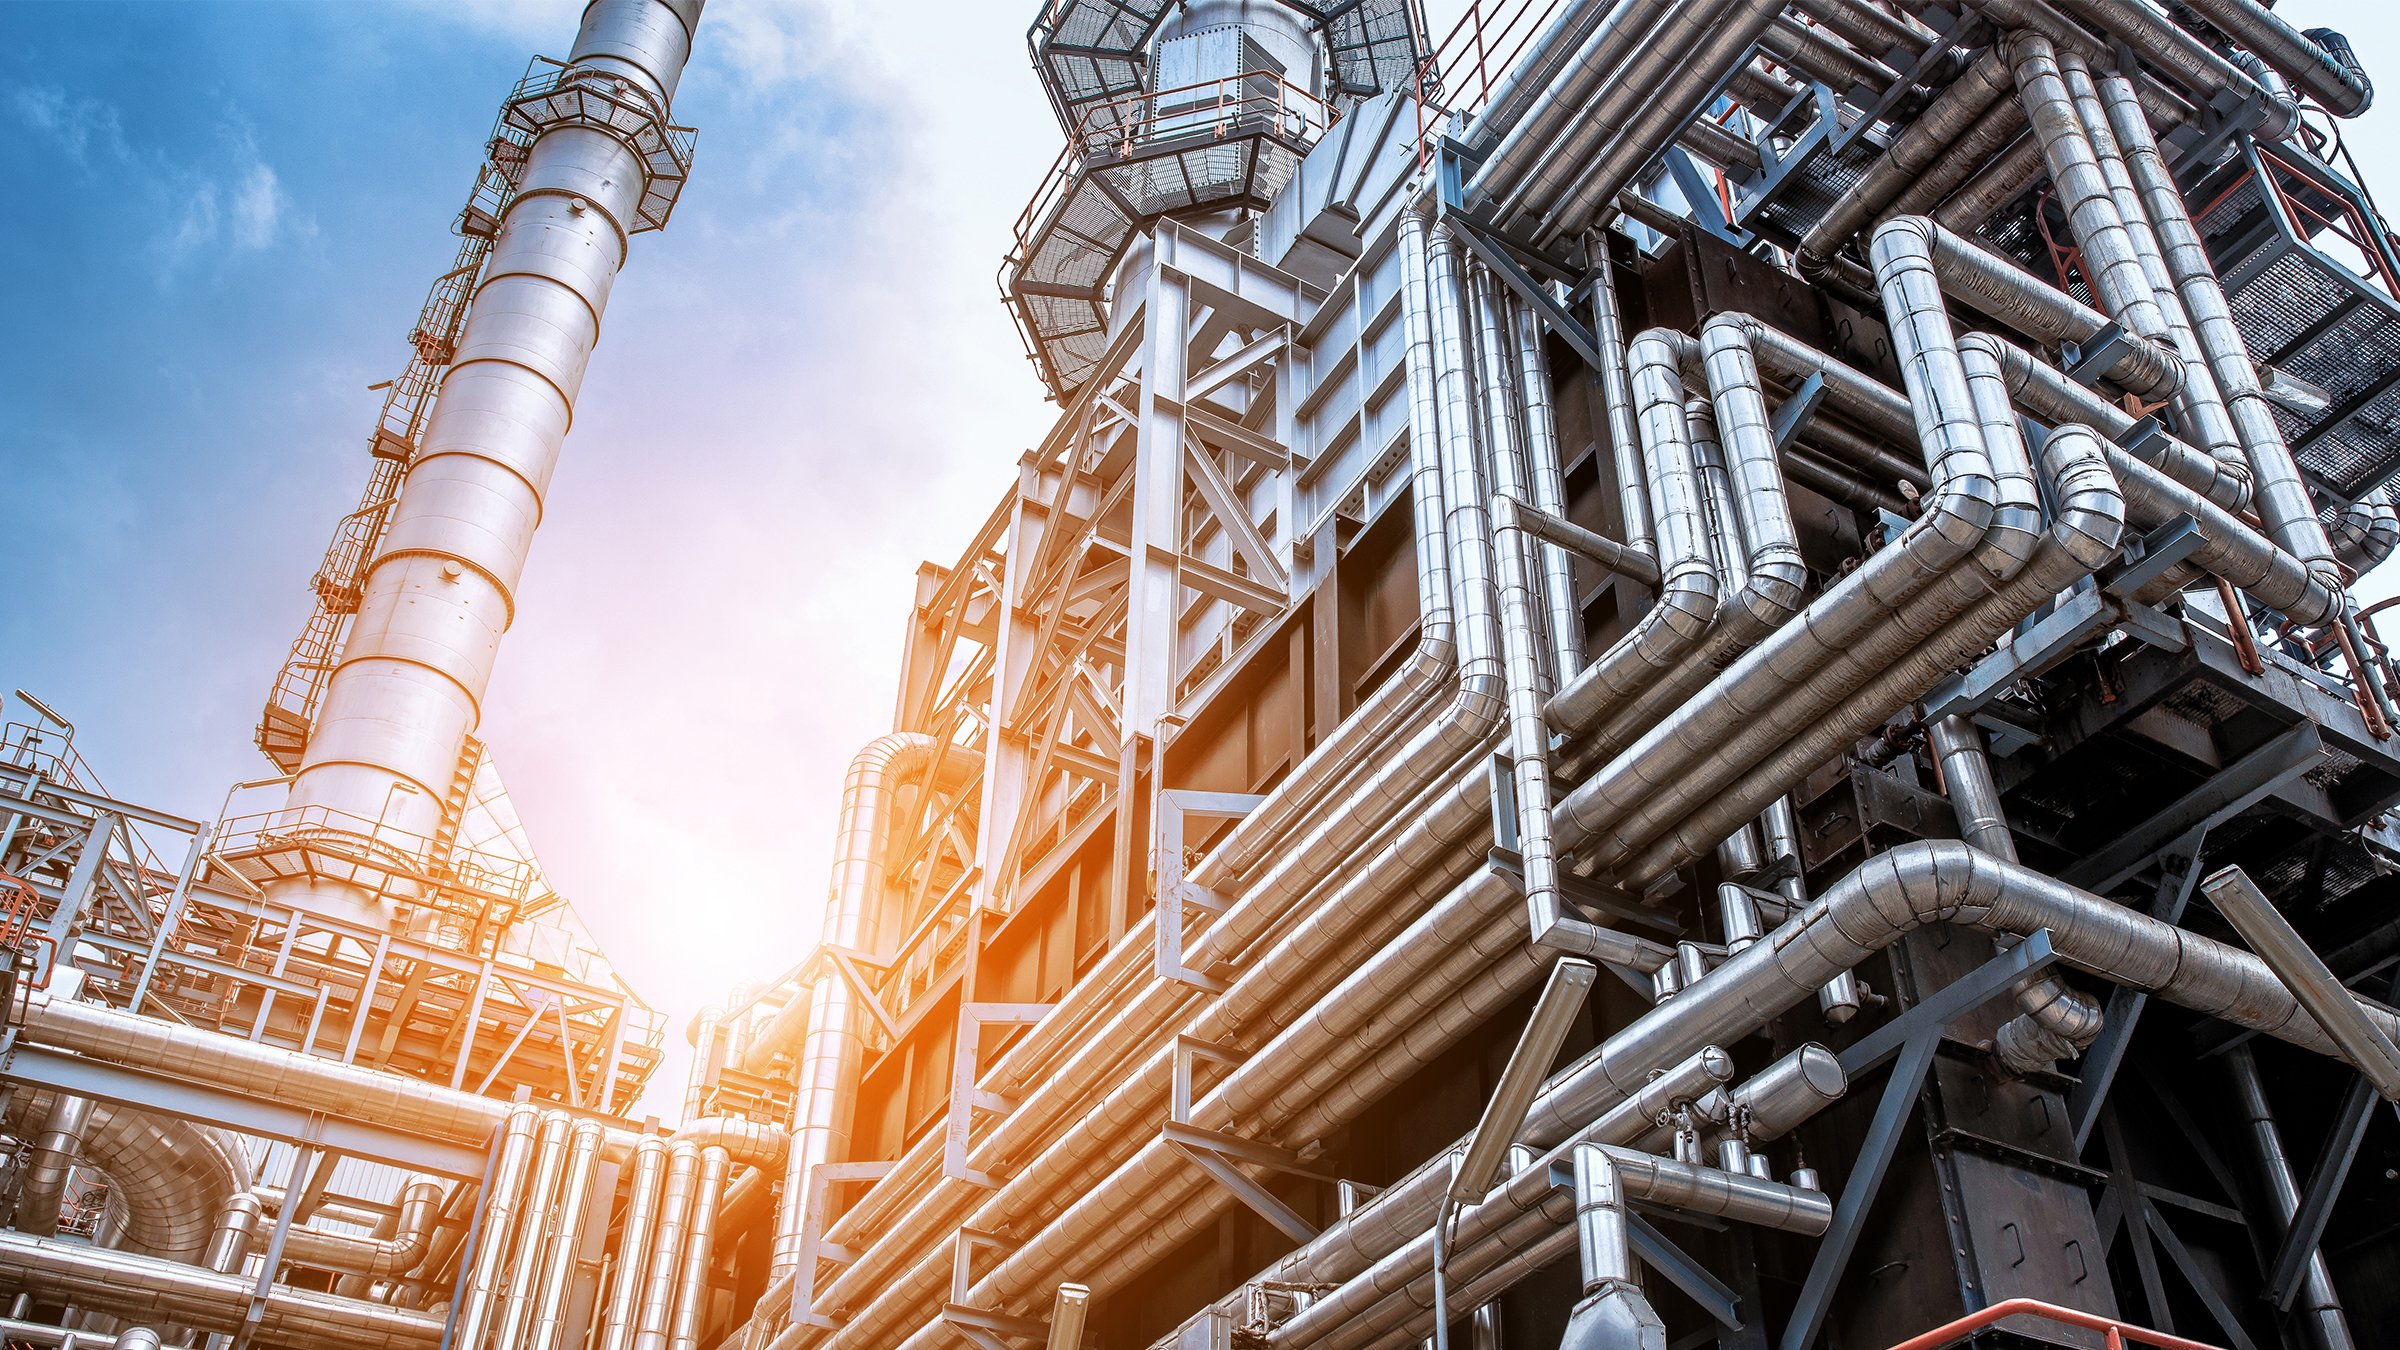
top-left (14, 0), bottom-right (2400, 1347)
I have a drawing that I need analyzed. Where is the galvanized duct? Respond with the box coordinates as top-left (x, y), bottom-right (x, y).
top-left (268, 0), bottom-right (702, 927)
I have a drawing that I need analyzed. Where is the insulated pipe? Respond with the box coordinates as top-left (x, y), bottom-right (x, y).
top-left (2093, 68), bottom-right (2342, 591)
top-left (526, 1120), bottom-right (606, 1350)
top-left (0, 1092), bottom-right (249, 1265)
top-left (495, 1111), bottom-right (574, 1350)
top-left (1556, 219), bottom-right (2039, 848)
top-left (1475, 0), bottom-right (1705, 217)
top-left (599, 1138), bottom-right (669, 1350)
top-left (450, 1104), bottom-right (541, 1350)
top-left (1763, 14), bottom-right (1901, 93)
top-left (2010, 33), bottom-right (2172, 340)
top-left (1558, 1145), bottom-right (1663, 1350)
top-left (1580, 316), bottom-right (1809, 763)
top-left (771, 734), bottom-right (973, 1277)
top-left (1914, 213), bottom-right (2183, 400)
top-left (2057, 50), bottom-right (2247, 482)
top-left (666, 1146), bottom-right (730, 1350)
top-left (1797, 46), bottom-right (2014, 273)
top-left (1584, 241), bottom-right (1656, 559)
top-left (202, 1194), bottom-right (261, 1277)
top-left (278, 1176), bottom-right (443, 1280)
top-left (2223, 1045), bottom-right (2357, 1350)
top-left (1272, 1148), bottom-right (1826, 1349)
top-left (1472, 260), bottom-right (1575, 956)
top-left (2173, 0), bottom-right (2371, 116)
top-left (19, 1094), bottom-right (93, 1238)
top-left (1511, 294), bottom-right (1588, 677)
top-left (1466, 0), bottom-right (1635, 155)
top-left (634, 1141), bottom-right (701, 1350)
top-left (270, 0), bottom-right (704, 928)
top-left (1926, 714), bottom-right (2104, 1071)
top-left (673, 1118), bottom-right (786, 1172)
top-left (2031, 0), bottom-right (2297, 137)
top-left (1969, 328), bottom-right (2250, 510)
top-left (683, 1007), bottom-right (724, 1120)
top-left (1763, 795), bottom-right (1861, 1021)
top-left (1543, 332), bottom-right (1720, 735)
top-left (2332, 489), bottom-right (2400, 577)
top-left (1533, 0), bottom-right (1790, 242)
top-left (1610, 427), bottom-right (2124, 886)
top-left (0, 1230), bottom-right (445, 1349)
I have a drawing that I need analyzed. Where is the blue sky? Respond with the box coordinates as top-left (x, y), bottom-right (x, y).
top-left (0, 0), bottom-right (1071, 1095)
top-left (4, 0), bottom-right (2398, 1105)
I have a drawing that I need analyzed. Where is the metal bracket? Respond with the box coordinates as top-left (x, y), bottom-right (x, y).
top-left (942, 1002), bottom-right (1055, 1188)
top-left (1768, 372), bottom-right (1829, 453)
top-left (2061, 322), bottom-right (2131, 386)
top-left (1155, 790), bottom-right (1264, 993)
top-left (1163, 1037), bottom-right (1327, 1243)
top-left (941, 1228), bottom-right (1048, 1350)
top-left (1784, 931), bottom-right (2065, 1350)
top-left (788, 1159), bottom-right (896, 1331)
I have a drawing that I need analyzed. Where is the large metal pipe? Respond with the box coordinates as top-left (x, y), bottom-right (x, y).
top-left (0, 1230), bottom-right (445, 1350)
top-left (667, 1145), bottom-right (730, 1350)
top-left (19, 1094), bottom-right (93, 1238)
top-left (1511, 294), bottom-right (1588, 678)
top-left (2223, 1044), bottom-right (2357, 1350)
top-left (449, 1104), bottom-right (541, 1350)
top-left (269, 0), bottom-right (703, 927)
top-left (277, 1176), bottom-right (442, 1280)
top-left (2091, 67), bottom-right (2342, 591)
top-left (634, 1140), bottom-right (701, 1350)
top-left (2173, 0), bottom-right (2371, 116)
top-left (525, 1119), bottom-right (605, 1350)
top-left (769, 733), bottom-right (973, 1276)
top-left (2, 1091), bottom-right (248, 1266)
top-left (599, 1138), bottom-right (669, 1350)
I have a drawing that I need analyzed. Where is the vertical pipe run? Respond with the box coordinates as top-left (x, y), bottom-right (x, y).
top-left (527, 1119), bottom-right (606, 1350)
top-left (452, 1104), bottom-right (542, 1350)
top-left (20, 1095), bottom-right (93, 1238)
top-left (1510, 296), bottom-right (1588, 678)
top-left (635, 1141), bottom-right (701, 1350)
top-left (2224, 1045), bottom-right (2357, 1350)
top-left (600, 1138), bottom-right (669, 1350)
top-left (495, 1111), bottom-right (574, 1350)
top-left (268, 0), bottom-right (703, 927)
top-left (666, 1146), bottom-right (730, 1350)
top-left (2092, 68), bottom-right (2342, 590)
top-left (773, 734), bottom-right (952, 1277)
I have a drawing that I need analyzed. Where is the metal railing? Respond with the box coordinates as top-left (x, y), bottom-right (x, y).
top-left (1884, 1299), bottom-right (2222, 1350)
top-left (1412, 0), bottom-right (1569, 164)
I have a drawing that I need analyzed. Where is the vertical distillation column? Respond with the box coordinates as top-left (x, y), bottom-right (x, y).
top-left (273, 0), bottom-right (703, 924)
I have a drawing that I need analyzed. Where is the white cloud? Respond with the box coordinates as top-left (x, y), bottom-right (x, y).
top-left (229, 161), bottom-right (292, 251)
top-left (4, 83), bottom-right (311, 279)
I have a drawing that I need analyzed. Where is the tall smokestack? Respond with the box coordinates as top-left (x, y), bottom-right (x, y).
top-left (273, 0), bottom-right (703, 927)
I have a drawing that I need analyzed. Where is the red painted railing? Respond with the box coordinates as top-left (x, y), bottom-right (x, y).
top-left (1884, 1299), bottom-right (2223, 1350)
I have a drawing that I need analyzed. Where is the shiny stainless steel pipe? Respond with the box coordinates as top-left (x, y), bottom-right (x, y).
top-left (599, 1137), bottom-right (669, 1350)
top-left (494, 1111), bottom-right (573, 1350)
top-left (279, 1176), bottom-right (443, 1280)
top-left (0, 1230), bottom-right (444, 1349)
top-left (634, 1141), bottom-right (701, 1350)
top-left (526, 1119), bottom-right (606, 1350)
top-left (19, 1094), bottom-right (92, 1239)
top-left (667, 1145), bottom-right (730, 1350)
top-left (771, 733), bottom-right (974, 1277)
top-left (451, 1104), bottom-right (541, 1350)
